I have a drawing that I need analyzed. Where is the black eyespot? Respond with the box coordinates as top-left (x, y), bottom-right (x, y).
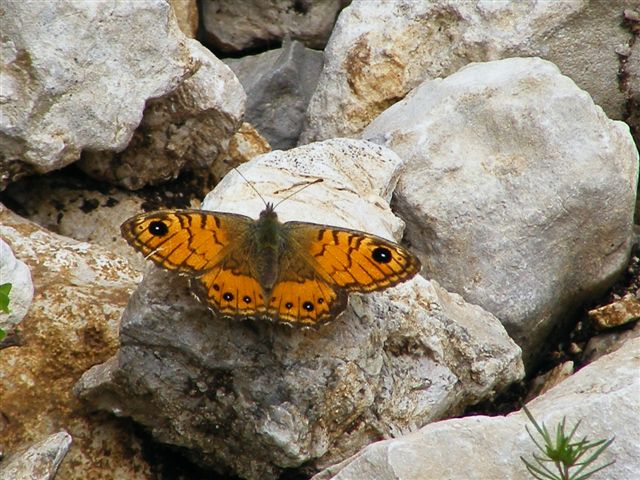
top-left (285, 302), bottom-right (293, 309)
top-left (372, 246), bottom-right (392, 264)
top-left (303, 301), bottom-right (314, 311)
top-left (148, 221), bottom-right (169, 236)
top-left (243, 296), bottom-right (252, 304)
top-left (318, 298), bottom-right (324, 304)
top-left (213, 284), bottom-right (220, 291)
top-left (223, 292), bottom-right (234, 301)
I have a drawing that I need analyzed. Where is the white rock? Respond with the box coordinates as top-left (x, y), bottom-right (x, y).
top-left (0, 205), bottom-right (149, 479)
top-left (314, 336), bottom-right (640, 480)
top-left (300, 0), bottom-right (632, 143)
top-left (0, 237), bottom-right (34, 330)
top-left (201, 0), bottom-right (346, 52)
top-left (363, 57), bottom-right (638, 366)
top-left (75, 139), bottom-right (523, 479)
top-left (0, 0), bottom-right (193, 188)
top-left (78, 38), bottom-right (246, 189)
top-left (0, 431), bottom-right (72, 480)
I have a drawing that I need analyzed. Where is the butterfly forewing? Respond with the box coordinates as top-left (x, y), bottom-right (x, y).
top-left (121, 210), bottom-right (253, 273)
top-left (283, 222), bottom-right (422, 293)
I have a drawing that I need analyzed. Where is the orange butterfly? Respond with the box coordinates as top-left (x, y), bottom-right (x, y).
top-left (121, 200), bottom-right (421, 327)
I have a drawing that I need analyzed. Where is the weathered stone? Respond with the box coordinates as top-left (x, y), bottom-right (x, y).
top-left (79, 40), bottom-right (245, 190)
top-left (225, 39), bottom-right (323, 150)
top-left (0, 431), bottom-right (71, 480)
top-left (300, 0), bottom-right (634, 143)
top-left (169, 0), bottom-right (199, 38)
top-left (588, 292), bottom-right (640, 329)
top-left (363, 57), bottom-right (639, 367)
top-left (0, 205), bottom-right (152, 480)
top-left (313, 336), bottom-right (639, 480)
top-left (583, 320), bottom-right (640, 364)
top-left (1, 174), bottom-right (150, 270)
top-left (75, 139), bottom-right (523, 480)
top-left (0, 237), bottom-right (33, 333)
top-left (210, 122), bottom-right (271, 184)
top-left (201, 0), bottom-right (346, 52)
top-left (0, 0), bottom-right (192, 189)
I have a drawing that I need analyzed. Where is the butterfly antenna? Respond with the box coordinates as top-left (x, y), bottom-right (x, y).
top-left (273, 178), bottom-right (323, 209)
top-left (232, 166), bottom-right (269, 207)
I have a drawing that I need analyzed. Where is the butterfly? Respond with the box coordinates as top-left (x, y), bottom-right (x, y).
top-left (121, 200), bottom-right (421, 327)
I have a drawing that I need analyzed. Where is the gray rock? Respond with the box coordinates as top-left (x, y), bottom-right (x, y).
top-left (363, 57), bottom-right (638, 367)
top-left (75, 139), bottom-right (523, 480)
top-left (225, 39), bottom-right (323, 150)
top-left (0, 0), bottom-right (192, 189)
top-left (78, 40), bottom-right (245, 190)
top-left (0, 205), bottom-right (151, 480)
top-left (300, 0), bottom-right (634, 143)
top-left (201, 0), bottom-right (347, 52)
top-left (0, 237), bottom-right (33, 332)
top-left (0, 431), bottom-right (72, 480)
top-left (313, 336), bottom-right (640, 480)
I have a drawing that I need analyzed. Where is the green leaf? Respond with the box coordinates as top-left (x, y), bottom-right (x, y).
top-left (520, 405), bottom-right (615, 480)
top-left (0, 327), bottom-right (5, 341)
top-left (0, 283), bottom-right (11, 314)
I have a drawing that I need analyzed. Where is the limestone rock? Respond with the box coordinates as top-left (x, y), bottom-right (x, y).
top-left (363, 57), bottom-right (638, 367)
top-left (0, 431), bottom-right (71, 480)
top-left (0, 206), bottom-right (152, 480)
top-left (313, 336), bottom-right (639, 480)
top-left (210, 122), bottom-right (271, 184)
top-left (0, 237), bottom-right (33, 332)
top-left (75, 139), bottom-right (523, 480)
top-left (79, 40), bottom-right (246, 190)
top-left (225, 39), bottom-right (323, 150)
top-left (0, 0), bottom-right (192, 189)
top-left (1, 174), bottom-right (149, 271)
top-left (300, 0), bottom-right (634, 143)
top-left (169, 0), bottom-right (199, 38)
top-left (201, 0), bottom-right (347, 52)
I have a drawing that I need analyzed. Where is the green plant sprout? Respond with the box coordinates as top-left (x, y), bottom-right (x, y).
top-left (520, 405), bottom-right (615, 480)
top-left (0, 282), bottom-right (12, 341)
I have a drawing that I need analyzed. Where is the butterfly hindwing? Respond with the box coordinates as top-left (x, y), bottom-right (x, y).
top-left (192, 265), bottom-right (268, 319)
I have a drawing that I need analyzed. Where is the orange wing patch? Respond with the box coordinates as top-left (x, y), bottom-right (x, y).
top-left (121, 210), bottom-right (250, 273)
top-left (286, 224), bottom-right (421, 293)
top-left (267, 278), bottom-right (346, 326)
top-left (192, 266), bottom-right (268, 318)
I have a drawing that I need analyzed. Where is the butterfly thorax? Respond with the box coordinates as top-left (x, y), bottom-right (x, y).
top-left (254, 203), bottom-right (286, 292)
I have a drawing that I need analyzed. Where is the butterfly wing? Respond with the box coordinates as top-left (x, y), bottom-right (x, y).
top-left (122, 209), bottom-right (271, 319)
top-left (121, 209), bottom-right (253, 273)
top-left (264, 222), bottom-right (422, 326)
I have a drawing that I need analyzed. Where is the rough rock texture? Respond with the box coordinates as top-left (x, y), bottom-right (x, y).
top-left (313, 337), bottom-right (639, 480)
top-left (621, 7), bottom-right (640, 220)
top-left (0, 206), bottom-right (152, 479)
top-left (0, 431), bottom-right (72, 480)
top-left (201, 0), bottom-right (347, 52)
top-left (79, 40), bottom-right (246, 190)
top-left (75, 139), bottom-right (523, 480)
top-left (300, 0), bottom-right (634, 143)
top-left (225, 39), bottom-right (323, 150)
top-left (1, 174), bottom-right (149, 270)
top-left (210, 122), bottom-right (271, 183)
top-left (0, 0), bottom-right (192, 189)
top-left (169, 0), bottom-right (199, 38)
top-left (0, 237), bottom-right (33, 331)
top-left (363, 57), bottom-right (639, 367)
